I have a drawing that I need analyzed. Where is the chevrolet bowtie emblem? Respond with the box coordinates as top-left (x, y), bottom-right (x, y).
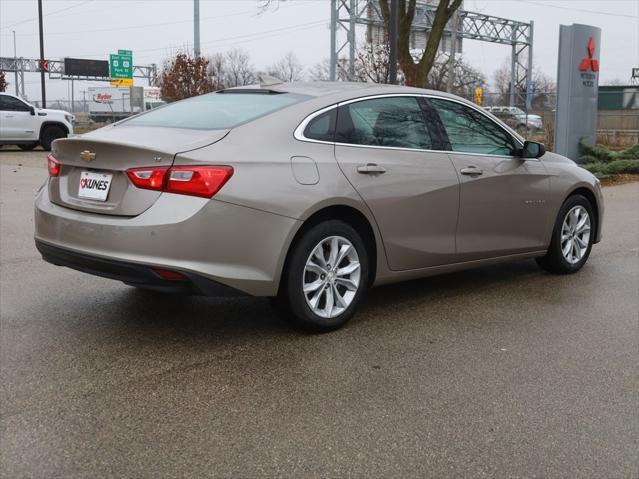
top-left (80, 150), bottom-right (96, 162)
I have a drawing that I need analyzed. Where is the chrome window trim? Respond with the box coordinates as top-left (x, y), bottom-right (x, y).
top-left (293, 92), bottom-right (526, 157)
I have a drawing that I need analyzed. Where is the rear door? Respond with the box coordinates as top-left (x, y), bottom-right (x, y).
top-left (333, 95), bottom-right (459, 271)
top-left (427, 97), bottom-right (551, 261)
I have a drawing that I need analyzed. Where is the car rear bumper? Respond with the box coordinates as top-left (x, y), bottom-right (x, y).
top-left (34, 185), bottom-right (301, 296)
top-left (36, 240), bottom-right (245, 296)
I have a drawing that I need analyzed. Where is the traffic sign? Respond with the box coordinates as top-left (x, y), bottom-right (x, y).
top-left (110, 50), bottom-right (133, 86)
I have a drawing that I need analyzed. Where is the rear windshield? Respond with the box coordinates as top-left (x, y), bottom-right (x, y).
top-left (124, 92), bottom-right (309, 130)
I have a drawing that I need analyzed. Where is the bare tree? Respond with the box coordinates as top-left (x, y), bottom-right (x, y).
top-left (0, 70), bottom-right (7, 92)
top-left (378, 0), bottom-right (463, 87)
top-left (493, 61), bottom-right (556, 108)
top-left (207, 52), bottom-right (227, 89)
top-left (158, 52), bottom-right (214, 101)
top-left (307, 59), bottom-right (331, 81)
top-left (224, 49), bottom-right (256, 87)
top-left (354, 42), bottom-right (398, 84)
top-left (267, 52), bottom-right (304, 82)
top-left (427, 52), bottom-right (485, 96)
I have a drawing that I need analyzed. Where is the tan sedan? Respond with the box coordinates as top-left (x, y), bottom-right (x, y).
top-left (35, 82), bottom-right (603, 332)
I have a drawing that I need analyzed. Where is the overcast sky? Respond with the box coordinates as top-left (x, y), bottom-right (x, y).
top-left (1, 0), bottom-right (638, 103)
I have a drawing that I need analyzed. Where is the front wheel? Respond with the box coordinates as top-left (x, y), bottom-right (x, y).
top-left (274, 220), bottom-right (369, 333)
top-left (536, 194), bottom-right (595, 274)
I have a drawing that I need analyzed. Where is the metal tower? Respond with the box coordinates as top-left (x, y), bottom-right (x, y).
top-left (329, 0), bottom-right (534, 109)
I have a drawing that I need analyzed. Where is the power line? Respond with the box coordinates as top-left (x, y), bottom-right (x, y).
top-left (519, 0), bottom-right (638, 19)
top-left (2, 1), bottom-right (315, 37)
top-left (55, 19), bottom-right (329, 59)
top-left (1, 0), bottom-right (94, 29)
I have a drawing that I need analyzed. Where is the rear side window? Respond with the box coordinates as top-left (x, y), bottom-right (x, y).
top-left (303, 109), bottom-right (336, 141)
top-left (335, 96), bottom-right (433, 150)
top-left (429, 98), bottom-right (516, 156)
top-left (125, 92), bottom-right (309, 130)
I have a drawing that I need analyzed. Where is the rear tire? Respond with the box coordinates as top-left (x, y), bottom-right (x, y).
top-left (18, 143), bottom-right (38, 151)
top-left (40, 125), bottom-right (67, 151)
top-left (536, 194), bottom-right (595, 274)
top-left (275, 220), bottom-right (369, 333)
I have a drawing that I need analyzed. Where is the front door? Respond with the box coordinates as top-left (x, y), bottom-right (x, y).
top-left (0, 95), bottom-right (36, 140)
top-left (333, 96), bottom-right (460, 271)
top-left (428, 98), bottom-right (551, 261)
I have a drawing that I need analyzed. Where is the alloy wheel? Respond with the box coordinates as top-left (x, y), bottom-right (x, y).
top-left (561, 205), bottom-right (591, 264)
top-left (302, 236), bottom-right (361, 319)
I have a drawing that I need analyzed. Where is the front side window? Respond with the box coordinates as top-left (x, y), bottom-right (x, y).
top-left (336, 96), bottom-right (433, 150)
top-left (0, 95), bottom-right (31, 112)
top-left (125, 92), bottom-right (310, 130)
top-left (429, 98), bottom-right (516, 156)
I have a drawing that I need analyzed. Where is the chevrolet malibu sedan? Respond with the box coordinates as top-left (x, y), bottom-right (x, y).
top-left (35, 82), bottom-right (603, 332)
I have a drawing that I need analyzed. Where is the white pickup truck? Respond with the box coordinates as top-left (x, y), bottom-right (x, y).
top-left (0, 92), bottom-right (74, 151)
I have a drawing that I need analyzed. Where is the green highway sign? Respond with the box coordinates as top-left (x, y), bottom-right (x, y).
top-left (110, 50), bottom-right (133, 86)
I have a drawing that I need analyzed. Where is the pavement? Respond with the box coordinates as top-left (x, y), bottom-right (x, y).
top-left (1, 148), bottom-right (638, 478)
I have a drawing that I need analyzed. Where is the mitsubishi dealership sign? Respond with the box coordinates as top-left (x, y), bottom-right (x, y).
top-left (554, 24), bottom-right (602, 162)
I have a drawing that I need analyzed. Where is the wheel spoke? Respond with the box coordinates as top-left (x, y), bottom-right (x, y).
top-left (323, 285), bottom-right (334, 317)
top-left (335, 244), bottom-right (352, 267)
top-left (333, 284), bottom-right (348, 308)
top-left (304, 279), bottom-right (324, 293)
top-left (571, 240), bottom-right (580, 262)
top-left (575, 235), bottom-right (588, 248)
top-left (575, 213), bottom-right (588, 231)
top-left (335, 277), bottom-right (358, 291)
top-left (312, 247), bottom-right (327, 269)
top-left (337, 262), bottom-right (360, 277)
top-left (328, 237), bottom-right (339, 267)
top-left (309, 287), bottom-right (324, 309)
top-left (305, 261), bottom-right (327, 276)
top-left (562, 240), bottom-right (572, 258)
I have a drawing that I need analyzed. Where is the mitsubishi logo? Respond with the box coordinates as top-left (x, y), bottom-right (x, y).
top-left (579, 37), bottom-right (599, 72)
top-left (80, 150), bottom-right (96, 162)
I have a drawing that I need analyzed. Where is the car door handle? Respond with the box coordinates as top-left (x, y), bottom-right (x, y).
top-left (460, 166), bottom-right (483, 176)
top-left (357, 163), bottom-right (386, 174)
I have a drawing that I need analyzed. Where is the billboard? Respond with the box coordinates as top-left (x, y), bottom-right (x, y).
top-left (63, 58), bottom-right (109, 77)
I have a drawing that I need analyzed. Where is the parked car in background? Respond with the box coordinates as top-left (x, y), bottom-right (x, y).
top-left (484, 105), bottom-right (543, 133)
top-left (35, 82), bottom-right (602, 332)
top-left (0, 92), bottom-right (74, 151)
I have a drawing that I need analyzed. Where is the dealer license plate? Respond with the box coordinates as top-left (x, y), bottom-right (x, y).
top-left (78, 171), bottom-right (112, 202)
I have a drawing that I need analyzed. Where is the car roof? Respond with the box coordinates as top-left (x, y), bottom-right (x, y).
top-left (222, 81), bottom-right (466, 104)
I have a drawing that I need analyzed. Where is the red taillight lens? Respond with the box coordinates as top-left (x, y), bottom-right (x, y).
top-left (125, 165), bottom-right (233, 199)
top-left (126, 167), bottom-right (169, 191)
top-left (47, 154), bottom-right (60, 177)
top-left (153, 269), bottom-right (187, 280)
top-left (165, 166), bottom-right (234, 198)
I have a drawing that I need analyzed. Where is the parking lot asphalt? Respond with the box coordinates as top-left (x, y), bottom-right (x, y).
top-left (1, 148), bottom-right (638, 478)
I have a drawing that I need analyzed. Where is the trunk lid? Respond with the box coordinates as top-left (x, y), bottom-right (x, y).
top-left (48, 125), bottom-right (229, 216)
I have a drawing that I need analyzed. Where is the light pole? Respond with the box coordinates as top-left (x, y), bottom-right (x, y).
top-left (389, 0), bottom-right (398, 84)
top-left (194, 0), bottom-right (201, 57)
top-left (37, 0), bottom-right (46, 108)
top-left (12, 31), bottom-right (19, 96)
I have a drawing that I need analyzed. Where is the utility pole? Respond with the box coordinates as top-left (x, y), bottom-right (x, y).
top-left (12, 31), bottom-right (19, 96)
top-left (37, 0), bottom-right (46, 108)
top-left (389, 0), bottom-right (398, 84)
top-left (194, 0), bottom-right (201, 57)
top-left (446, 11), bottom-right (459, 93)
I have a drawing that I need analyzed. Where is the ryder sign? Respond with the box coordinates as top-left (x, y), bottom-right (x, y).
top-left (554, 24), bottom-right (601, 162)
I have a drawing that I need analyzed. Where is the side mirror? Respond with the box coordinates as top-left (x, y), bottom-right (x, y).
top-left (29, 106), bottom-right (36, 116)
top-left (521, 140), bottom-right (545, 159)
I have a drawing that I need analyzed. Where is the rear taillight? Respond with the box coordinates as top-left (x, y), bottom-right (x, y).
top-left (126, 167), bottom-right (169, 191)
top-left (47, 154), bottom-right (60, 177)
top-left (125, 165), bottom-right (233, 199)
